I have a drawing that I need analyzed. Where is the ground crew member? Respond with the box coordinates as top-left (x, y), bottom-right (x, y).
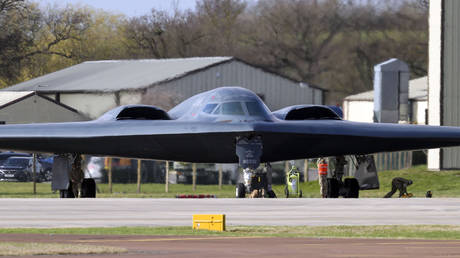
top-left (317, 158), bottom-right (328, 198)
top-left (70, 154), bottom-right (84, 198)
top-left (426, 190), bottom-right (432, 198)
top-left (264, 162), bottom-right (276, 198)
top-left (384, 177), bottom-right (413, 198)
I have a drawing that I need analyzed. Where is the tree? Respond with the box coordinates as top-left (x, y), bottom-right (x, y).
top-left (0, 2), bottom-right (92, 86)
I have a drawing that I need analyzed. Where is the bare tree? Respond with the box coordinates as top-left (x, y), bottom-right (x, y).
top-left (0, 2), bottom-right (91, 86)
top-left (142, 87), bottom-right (181, 110)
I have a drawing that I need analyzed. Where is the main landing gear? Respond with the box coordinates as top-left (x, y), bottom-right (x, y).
top-left (234, 136), bottom-right (276, 198)
top-left (326, 177), bottom-right (359, 198)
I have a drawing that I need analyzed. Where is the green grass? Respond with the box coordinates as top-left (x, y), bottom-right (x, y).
top-left (1, 165), bottom-right (459, 198)
top-left (0, 225), bottom-right (460, 240)
top-left (0, 242), bottom-right (126, 256)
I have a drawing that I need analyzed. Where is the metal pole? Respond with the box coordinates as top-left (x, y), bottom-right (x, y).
top-left (32, 153), bottom-right (37, 195)
top-left (165, 161), bottom-right (169, 193)
top-left (192, 163), bottom-right (197, 192)
top-left (218, 164), bottom-right (223, 190)
top-left (137, 159), bottom-right (141, 193)
top-left (108, 157), bottom-right (112, 194)
top-left (304, 159), bottom-right (309, 182)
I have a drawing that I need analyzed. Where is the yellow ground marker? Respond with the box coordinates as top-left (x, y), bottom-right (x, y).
top-left (192, 214), bottom-right (225, 231)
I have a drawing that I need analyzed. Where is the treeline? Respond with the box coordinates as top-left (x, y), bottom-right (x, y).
top-left (0, 0), bottom-right (428, 104)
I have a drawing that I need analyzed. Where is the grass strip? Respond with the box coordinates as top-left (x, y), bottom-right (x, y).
top-left (0, 242), bottom-right (126, 256)
top-left (1, 225), bottom-right (460, 240)
top-left (1, 165), bottom-right (460, 198)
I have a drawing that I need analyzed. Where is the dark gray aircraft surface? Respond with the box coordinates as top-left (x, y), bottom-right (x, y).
top-left (1, 87), bottom-right (459, 164)
top-left (2, 86), bottom-right (460, 198)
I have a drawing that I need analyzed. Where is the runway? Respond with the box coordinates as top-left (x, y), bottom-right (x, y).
top-left (3, 234), bottom-right (460, 258)
top-left (1, 198), bottom-right (460, 228)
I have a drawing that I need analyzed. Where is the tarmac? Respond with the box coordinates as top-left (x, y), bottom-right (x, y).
top-left (2, 234), bottom-right (460, 258)
top-left (0, 198), bottom-right (460, 227)
top-left (2, 198), bottom-right (460, 257)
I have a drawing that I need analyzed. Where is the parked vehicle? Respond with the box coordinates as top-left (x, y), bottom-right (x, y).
top-left (0, 156), bottom-right (43, 182)
top-left (84, 156), bottom-right (104, 182)
top-left (0, 152), bottom-right (30, 166)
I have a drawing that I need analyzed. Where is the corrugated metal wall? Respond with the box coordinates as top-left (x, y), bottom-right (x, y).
top-left (441, 0), bottom-right (460, 169)
top-left (152, 60), bottom-right (323, 111)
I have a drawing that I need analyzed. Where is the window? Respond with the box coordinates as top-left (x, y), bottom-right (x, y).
top-left (221, 102), bottom-right (245, 115)
top-left (202, 103), bottom-right (218, 114)
top-left (213, 105), bottom-right (222, 115)
top-left (245, 102), bottom-right (265, 116)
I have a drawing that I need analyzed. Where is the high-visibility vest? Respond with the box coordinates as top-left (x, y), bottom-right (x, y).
top-left (318, 163), bottom-right (328, 175)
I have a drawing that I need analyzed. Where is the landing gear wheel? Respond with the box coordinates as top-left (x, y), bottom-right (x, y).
top-left (236, 183), bottom-right (246, 198)
top-left (284, 186), bottom-right (289, 198)
top-left (60, 182), bottom-right (75, 198)
top-left (344, 178), bottom-right (360, 198)
top-left (267, 190), bottom-right (277, 198)
top-left (81, 178), bottom-right (96, 198)
top-left (326, 178), bottom-right (340, 198)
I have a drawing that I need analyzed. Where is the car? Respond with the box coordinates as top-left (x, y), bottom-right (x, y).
top-left (84, 156), bottom-right (104, 182)
top-left (0, 156), bottom-right (42, 182)
top-left (0, 152), bottom-right (30, 166)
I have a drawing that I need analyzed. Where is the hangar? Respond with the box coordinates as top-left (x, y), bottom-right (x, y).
top-left (428, 0), bottom-right (460, 170)
top-left (343, 76), bottom-right (427, 124)
top-left (2, 57), bottom-right (324, 119)
top-left (0, 91), bottom-right (87, 124)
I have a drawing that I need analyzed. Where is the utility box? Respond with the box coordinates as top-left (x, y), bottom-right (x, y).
top-left (193, 214), bottom-right (225, 231)
top-left (373, 58), bottom-right (410, 123)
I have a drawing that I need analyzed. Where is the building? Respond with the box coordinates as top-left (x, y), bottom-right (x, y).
top-left (343, 76), bottom-right (427, 124)
top-left (0, 91), bottom-right (87, 124)
top-left (428, 1), bottom-right (460, 170)
top-left (3, 57), bottom-right (324, 119)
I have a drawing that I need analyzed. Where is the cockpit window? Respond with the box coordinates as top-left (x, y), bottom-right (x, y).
top-left (245, 101), bottom-right (265, 116)
top-left (212, 105), bottom-right (221, 114)
top-left (221, 102), bottom-right (245, 115)
top-left (202, 103), bottom-right (218, 114)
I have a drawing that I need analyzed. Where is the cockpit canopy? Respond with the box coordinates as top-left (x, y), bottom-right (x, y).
top-left (168, 87), bottom-right (273, 121)
top-left (201, 101), bottom-right (266, 116)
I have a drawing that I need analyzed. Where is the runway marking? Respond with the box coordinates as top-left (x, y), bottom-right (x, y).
top-left (74, 236), bottom-right (268, 243)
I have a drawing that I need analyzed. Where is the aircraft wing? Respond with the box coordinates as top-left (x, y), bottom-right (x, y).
top-left (254, 119), bottom-right (460, 162)
top-left (0, 120), bottom-right (255, 162)
top-left (0, 118), bottom-right (460, 163)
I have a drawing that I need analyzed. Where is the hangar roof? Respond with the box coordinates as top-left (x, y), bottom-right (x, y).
top-left (344, 76), bottom-right (427, 102)
top-left (4, 57), bottom-right (234, 93)
top-left (3, 57), bottom-right (324, 93)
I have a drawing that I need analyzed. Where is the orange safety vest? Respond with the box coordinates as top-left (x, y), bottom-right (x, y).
top-left (318, 163), bottom-right (328, 175)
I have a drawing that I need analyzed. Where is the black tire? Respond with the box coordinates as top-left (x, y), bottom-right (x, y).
top-left (344, 178), bottom-right (360, 198)
top-left (267, 190), bottom-right (277, 198)
top-left (81, 178), bottom-right (96, 198)
top-left (284, 186), bottom-right (289, 198)
top-left (236, 183), bottom-right (246, 198)
top-left (60, 184), bottom-right (75, 198)
top-left (327, 178), bottom-right (340, 198)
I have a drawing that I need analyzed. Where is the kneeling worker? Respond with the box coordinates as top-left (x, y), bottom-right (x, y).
top-left (384, 177), bottom-right (413, 198)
